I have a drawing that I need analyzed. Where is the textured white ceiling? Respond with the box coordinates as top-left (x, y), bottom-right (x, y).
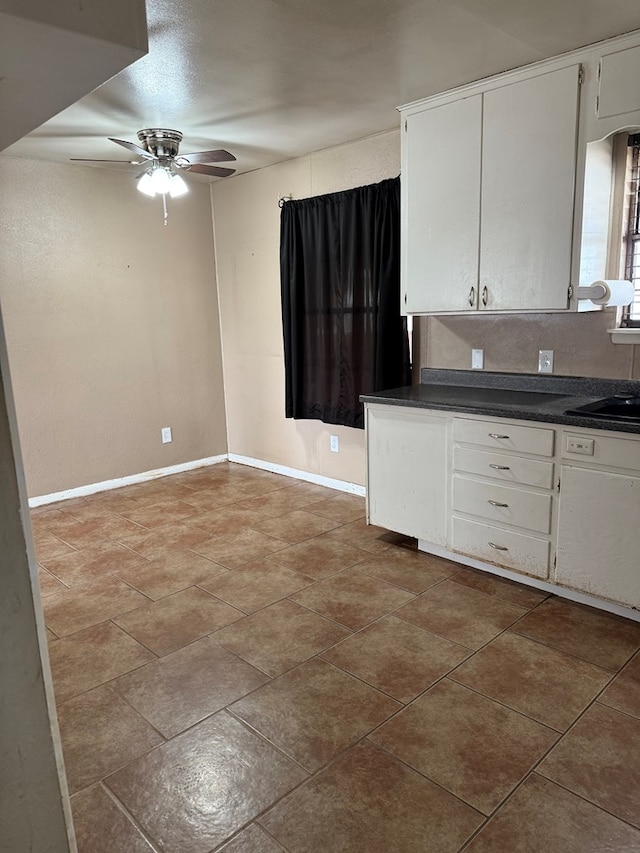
top-left (5, 0), bottom-right (640, 177)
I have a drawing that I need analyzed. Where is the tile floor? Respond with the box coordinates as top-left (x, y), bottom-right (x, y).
top-left (33, 461), bottom-right (640, 852)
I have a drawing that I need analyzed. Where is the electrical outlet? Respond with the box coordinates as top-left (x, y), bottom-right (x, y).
top-left (538, 350), bottom-right (554, 374)
top-left (161, 427), bottom-right (172, 444)
top-left (330, 435), bottom-right (339, 453)
top-left (471, 349), bottom-right (484, 370)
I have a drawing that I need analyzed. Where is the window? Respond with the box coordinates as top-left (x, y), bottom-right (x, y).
top-left (622, 133), bottom-right (640, 326)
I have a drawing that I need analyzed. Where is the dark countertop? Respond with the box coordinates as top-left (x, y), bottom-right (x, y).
top-left (360, 369), bottom-right (640, 435)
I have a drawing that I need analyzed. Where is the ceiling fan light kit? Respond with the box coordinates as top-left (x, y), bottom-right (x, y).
top-left (70, 127), bottom-right (236, 220)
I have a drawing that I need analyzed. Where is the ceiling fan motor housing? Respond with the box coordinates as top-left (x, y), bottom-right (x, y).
top-left (137, 128), bottom-right (183, 158)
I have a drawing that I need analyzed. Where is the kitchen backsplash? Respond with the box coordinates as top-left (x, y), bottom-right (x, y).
top-left (414, 308), bottom-right (640, 380)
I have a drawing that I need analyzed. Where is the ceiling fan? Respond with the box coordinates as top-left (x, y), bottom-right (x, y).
top-left (71, 128), bottom-right (236, 199)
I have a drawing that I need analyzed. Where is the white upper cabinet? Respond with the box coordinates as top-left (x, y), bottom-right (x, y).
top-left (597, 44), bottom-right (640, 120)
top-left (403, 96), bottom-right (482, 313)
top-left (401, 64), bottom-right (581, 315)
top-left (480, 66), bottom-right (580, 311)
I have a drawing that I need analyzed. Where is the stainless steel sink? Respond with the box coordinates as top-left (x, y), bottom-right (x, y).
top-left (565, 396), bottom-right (640, 421)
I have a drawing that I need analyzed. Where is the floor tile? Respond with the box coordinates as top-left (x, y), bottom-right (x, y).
top-left (118, 498), bottom-right (200, 528)
top-left (181, 481), bottom-right (262, 510)
top-left (267, 536), bottom-right (368, 578)
top-left (58, 685), bottom-right (163, 794)
top-left (71, 784), bottom-right (156, 853)
top-left (465, 773), bottom-right (640, 853)
top-left (599, 650), bottom-right (640, 719)
top-left (511, 597), bottom-right (640, 670)
top-left (114, 587), bottom-right (244, 656)
top-left (189, 506), bottom-right (266, 536)
top-left (324, 518), bottom-right (400, 553)
top-left (34, 512), bottom-right (142, 550)
top-left (106, 711), bottom-right (308, 853)
top-left (538, 702), bottom-right (640, 828)
top-left (231, 657), bottom-right (399, 771)
top-left (259, 740), bottom-right (483, 853)
top-left (34, 532), bottom-right (77, 563)
top-left (395, 579), bottom-right (527, 649)
top-left (117, 521), bottom-right (216, 559)
top-left (290, 569), bottom-right (414, 630)
top-left (214, 599), bottom-right (350, 676)
top-left (370, 678), bottom-right (558, 815)
top-left (217, 824), bottom-right (285, 853)
top-left (253, 510), bottom-right (341, 543)
top-left (115, 549), bottom-right (227, 600)
top-left (49, 621), bottom-right (155, 702)
top-left (199, 560), bottom-right (313, 613)
top-left (357, 547), bottom-right (458, 593)
top-left (451, 632), bottom-right (611, 730)
top-left (43, 576), bottom-right (149, 636)
top-left (112, 636), bottom-right (269, 737)
top-left (449, 566), bottom-right (550, 609)
top-left (236, 485), bottom-right (331, 517)
top-left (38, 565), bottom-right (68, 596)
top-left (39, 541), bottom-right (149, 586)
top-left (192, 529), bottom-right (287, 569)
top-left (322, 615), bottom-right (470, 703)
top-left (304, 493), bottom-right (366, 523)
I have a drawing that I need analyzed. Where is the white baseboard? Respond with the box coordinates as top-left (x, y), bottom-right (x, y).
top-left (228, 453), bottom-right (366, 497)
top-left (418, 540), bottom-right (640, 624)
top-left (28, 454), bottom-right (229, 507)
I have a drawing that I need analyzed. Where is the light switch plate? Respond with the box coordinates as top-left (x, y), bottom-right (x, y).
top-left (472, 349), bottom-right (484, 370)
top-left (538, 350), bottom-right (554, 374)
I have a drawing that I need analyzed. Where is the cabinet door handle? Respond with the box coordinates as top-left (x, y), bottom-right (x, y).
top-left (482, 285), bottom-right (488, 306)
top-left (468, 286), bottom-right (475, 307)
top-left (488, 433), bottom-right (509, 439)
top-left (489, 464), bottom-right (510, 470)
top-left (488, 500), bottom-right (509, 507)
top-left (488, 542), bottom-right (509, 551)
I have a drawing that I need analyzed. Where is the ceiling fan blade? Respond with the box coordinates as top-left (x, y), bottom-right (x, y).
top-left (187, 164), bottom-right (236, 178)
top-left (108, 137), bottom-right (155, 160)
top-left (182, 149), bottom-right (236, 165)
top-left (70, 158), bottom-right (142, 164)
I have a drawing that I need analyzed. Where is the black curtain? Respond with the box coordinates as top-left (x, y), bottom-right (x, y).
top-left (280, 176), bottom-right (410, 430)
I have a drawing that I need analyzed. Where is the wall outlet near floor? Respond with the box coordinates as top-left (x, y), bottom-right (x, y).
top-left (161, 427), bottom-right (172, 444)
top-left (330, 435), bottom-right (339, 453)
top-left (471, 348), bottom-right (484, 370)
top-left (538, 350), bottom-right (554, 374)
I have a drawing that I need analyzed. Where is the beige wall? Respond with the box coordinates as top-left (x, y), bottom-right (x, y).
top-left (211, 131), bottom-right (400, 488)
top-left (0, 157), bottom-right (227, 497)
top-left (418, 310), bottom-right (640, 379)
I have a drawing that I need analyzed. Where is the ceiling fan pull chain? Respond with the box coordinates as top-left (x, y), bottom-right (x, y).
top-left (162, 193), bottom-right (168, 226)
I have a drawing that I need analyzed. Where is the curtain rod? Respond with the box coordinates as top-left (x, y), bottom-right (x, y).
top-left (278, 194), bottom-right (293, 208)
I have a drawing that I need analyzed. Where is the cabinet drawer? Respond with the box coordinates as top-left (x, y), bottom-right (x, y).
top-left (454, 418), bottom-right (555, 456)
top-left (452, 516), bottom-right (550, 578)
top-left (452, 476), bottom-right (552, 534)
top-left (562, 431), bottom-right (640, 472)
top-left (454, 447), bottom-right (555, 489)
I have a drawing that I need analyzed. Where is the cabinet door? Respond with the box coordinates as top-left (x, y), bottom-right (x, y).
top-left (366, 407), bottom-right (448, 544)
top-left (403, 96), bottom-right (482, 313)
top-left (556, 465), bottom-right (640, 607)
top-left (480, 65), bottom-right (580, 311)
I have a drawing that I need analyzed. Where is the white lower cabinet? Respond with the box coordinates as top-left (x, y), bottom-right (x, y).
top-left (452, 516), bottom-right (551, 578)
top-left (556, 463), bottom-right (640, 608)
top-left (365, 404), bottom-right (448, 544)
top-left (365, 404), bottom-right (640, 611)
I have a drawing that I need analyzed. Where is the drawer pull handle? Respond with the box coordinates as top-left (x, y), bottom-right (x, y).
top-left (469, 286), bottom-right (475, 307)
top-left (489, 464), bottom-right (511, 470)
top-left (488, 433), bottom-right (509, 439)
top-left (482, 285), bottom-right (488, 306)
top-left (489, 542), bottom-right (509, 551)
top-left (488, 500), bottom-right (509, 507)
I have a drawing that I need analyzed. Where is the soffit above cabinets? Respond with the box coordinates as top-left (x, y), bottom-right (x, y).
top-left (4, 0), bottom-right (640, 177)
